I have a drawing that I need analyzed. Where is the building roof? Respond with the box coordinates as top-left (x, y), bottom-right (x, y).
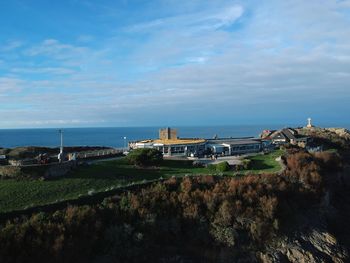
top-left (207, 138), bottom-right (261, 145)
top-left (138, 138), bottom-right (206, 146)
top-left (269, 128), bottom-right (309, 142)
top-left (260, 130), bottom-right (276, 139)
top-left (281, 128), bottom-right (297, 140)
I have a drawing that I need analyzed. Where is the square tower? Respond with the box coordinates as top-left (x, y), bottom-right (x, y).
top-left (159, 127), bottom-right (177, 140)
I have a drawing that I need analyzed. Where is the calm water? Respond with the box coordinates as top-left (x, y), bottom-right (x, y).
top-left (0, 125), bottom-right (348, 148)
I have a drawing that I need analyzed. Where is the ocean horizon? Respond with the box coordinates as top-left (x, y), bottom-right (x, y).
top-left (1, 124), bottom-right (349, 149)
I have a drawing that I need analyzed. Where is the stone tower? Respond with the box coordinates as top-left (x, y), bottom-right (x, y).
top-left (159, 127), bottom-right (177, 140)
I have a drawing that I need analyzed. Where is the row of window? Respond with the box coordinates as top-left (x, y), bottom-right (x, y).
top-left (155, 145), bottom-right (205, 154)
top-left (231, 144), bottom-right (260, 151)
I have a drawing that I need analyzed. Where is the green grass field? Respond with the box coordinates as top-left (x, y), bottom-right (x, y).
top-left (0, 159), bottom-right (209, 213)
top-left (242, 149), bottom-right (284, 174)
top-left (0, 150), bottom-right (284, 213)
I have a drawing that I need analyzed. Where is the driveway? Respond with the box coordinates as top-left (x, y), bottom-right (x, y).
top-left (192, 156), bottom-right (242, 166)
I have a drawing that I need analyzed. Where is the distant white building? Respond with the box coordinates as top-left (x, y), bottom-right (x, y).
top-left (261, 128), bottom-right (309, 147)
top-left (206, 138), bottom-right (263, 155)
top-left (129, 128), bottom-right (267, 157)
top-left (129, 138), bottom-right (206, 157)
top-left (0, 155), bottom-right (7, 165)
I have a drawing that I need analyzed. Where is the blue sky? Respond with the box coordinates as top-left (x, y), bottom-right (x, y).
top-left (0, 0), bottom-right (350, 128)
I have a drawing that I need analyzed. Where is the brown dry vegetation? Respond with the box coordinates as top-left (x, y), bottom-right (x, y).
top-left (0, 149), bottom-right (346, 263)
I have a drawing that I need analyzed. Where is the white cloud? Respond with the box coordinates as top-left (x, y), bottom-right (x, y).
top-left (76, 35), bottom-right (95, 43)
top-left (25, 39), bottom-right (88, 60)
top-left (0, 77), bottom-right (23, 93)
top-left (11, 67), bottom-right (77, 75)
top-left (0, 40), bottom-right (23, 52)
top-left (186, 57), bottom-right (208, 64)
top-left (126, 4), bottom-right (244, 33)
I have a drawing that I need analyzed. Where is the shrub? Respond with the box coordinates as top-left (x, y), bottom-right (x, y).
top-left (241, 159), bottom-right (251, 169)
top-left (235, 164), bottom-right (243, 171)
top-left (210, 225), bottom-right (236, 247)
top-left (126, 148), bottom-right (163, 167)
top-left (207, 164), bottom-right (216, 171)
top-left (285, 152), bottom-right (323, 190)
top-left (216, 161), bottom-right (231, 172)
top-left (192, 161), bottom-right (204, 168)
top-left (314, 151), bottom-right (343, 172)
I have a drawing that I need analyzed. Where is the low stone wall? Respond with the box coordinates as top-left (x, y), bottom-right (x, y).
top-left (8, 159), bottom-right (37, 166)
top-left (43, 162), bottom-right (76, 178)
top-left (0, 161), bottom-right (76, 179)
top-left (0, 165), bottom-right (23, 178)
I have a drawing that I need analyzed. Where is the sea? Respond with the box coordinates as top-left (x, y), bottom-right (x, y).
top-left (0, 124), bottom-right (349, 149)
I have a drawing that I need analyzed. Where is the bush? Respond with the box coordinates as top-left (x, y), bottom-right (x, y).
top-left (241, 159), bottom-right (252, 169)
top-left (216, 161), bottom-right (231, 172)
top-left (192, 161), bottom-right (204, 168)
top-left (207, 164), bottom-right (216, 171)
top-left (235, 164), bottom-right (243, 171)
top-left (127, 148), bottom-right (163, 167)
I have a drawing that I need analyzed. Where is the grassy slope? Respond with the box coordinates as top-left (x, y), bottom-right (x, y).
top-left (242, 149), bottom-right (284, 174)
top-left (0, 151), bottom-right (283, 213)
top-left (0, 160), bottom-right (208, 213)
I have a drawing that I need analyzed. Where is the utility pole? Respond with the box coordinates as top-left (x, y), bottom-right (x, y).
top-left (58, 129), bottom-right (64, 163)
top-left (123, 136), bottom-right (127, 152)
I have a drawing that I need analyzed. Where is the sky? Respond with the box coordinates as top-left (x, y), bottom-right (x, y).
top-left (0, 0), bottom-right (350, 128)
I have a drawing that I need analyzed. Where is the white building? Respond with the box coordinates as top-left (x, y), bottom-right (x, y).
top-left (129, 128), bottom-right (269, 157)
top-left (129, 138), bottom-right (206, 157)
top-left (206, 138), bottom-right (263, 155)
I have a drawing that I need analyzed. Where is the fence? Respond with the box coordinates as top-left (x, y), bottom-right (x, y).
top-left (74, 148), bottom-right (123, 159)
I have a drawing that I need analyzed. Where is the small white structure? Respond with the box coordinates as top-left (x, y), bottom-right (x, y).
top-left (0, 155), bottom-right (7, 165)
top-left (58, 129), bottom-right (65, 163)
top-left (306, 118), bottom-right (314, 128)
top-left (68, 152), bottom-right (77, 161)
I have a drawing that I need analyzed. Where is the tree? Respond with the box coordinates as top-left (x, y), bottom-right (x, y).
top-left (126, 148), bottom-right (163, 167)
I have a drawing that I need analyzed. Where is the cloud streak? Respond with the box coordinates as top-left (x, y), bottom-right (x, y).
top-left (127, 5), bottom-right (244, 33)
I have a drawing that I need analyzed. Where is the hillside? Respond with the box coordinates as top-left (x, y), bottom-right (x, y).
top-left (0, 129), bottom-right (349, 262)
top-left (297, 127), bottom-right (350, 150)
top-left (0, 146), bottom-right (113, 160)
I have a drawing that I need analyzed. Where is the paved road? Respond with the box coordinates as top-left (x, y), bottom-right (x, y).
top-left (86, 156), bottom-right (123, 164)
top-left (189, 156), bottom-right (242, 166)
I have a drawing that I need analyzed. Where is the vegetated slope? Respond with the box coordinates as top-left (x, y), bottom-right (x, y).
top-left (0, 146), bottom-right (113, 160)
top-left (0, 151), bottom-right (283, 213)
top-left (0, 146), bottom-right (348, 263)
top-left (297, 127), bottom-right (350, 151)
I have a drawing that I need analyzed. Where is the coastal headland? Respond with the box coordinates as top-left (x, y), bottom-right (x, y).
top-left (0, 125), bottom-right (349, 262)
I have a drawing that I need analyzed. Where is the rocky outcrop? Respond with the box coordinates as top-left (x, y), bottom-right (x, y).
top-left (260, 230), bottom-right (348, 263)
top-left (325, 128), bottom-right (350, 140)
top-left (259, 165), bottom-right (350, 263)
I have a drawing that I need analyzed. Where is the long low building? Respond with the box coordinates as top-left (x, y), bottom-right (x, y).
top-left (129, 138), bottom-right (206, 157)
top-left (128, 128), bottom-right (271, 157)
top-left (206, 138), bottom-right (264, 155)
